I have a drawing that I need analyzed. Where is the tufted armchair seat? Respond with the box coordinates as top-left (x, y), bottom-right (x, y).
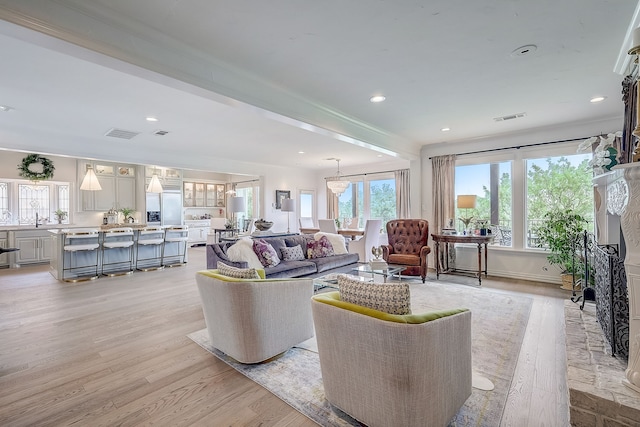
top-left (382, 219), bottom-right (431, 282)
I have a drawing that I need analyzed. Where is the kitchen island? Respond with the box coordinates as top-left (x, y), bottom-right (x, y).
top-left (48, 226), bottom-right (188, 281)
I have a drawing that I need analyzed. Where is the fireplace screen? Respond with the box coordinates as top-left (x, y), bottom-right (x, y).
top-left (593, 243), bottom-right (629, 359)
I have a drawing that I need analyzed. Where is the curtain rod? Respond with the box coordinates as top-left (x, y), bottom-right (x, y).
top-left (324, 168), bottom-right (406, 180)
top-left (428, 135), bottom-right (593, 159)
top-left (232, 178), bottom-right (259, 185)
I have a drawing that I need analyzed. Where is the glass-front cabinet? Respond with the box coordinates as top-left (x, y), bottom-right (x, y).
top-left (183, 182), bottom-right (225, 207)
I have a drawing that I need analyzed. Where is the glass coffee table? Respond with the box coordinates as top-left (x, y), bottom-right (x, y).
top-left (313, 273), bottom-right (341, 293)
top-left (351, 263), bottom-right (405, 283)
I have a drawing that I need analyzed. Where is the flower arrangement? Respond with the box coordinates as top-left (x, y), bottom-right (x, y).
top-left (577, 131), bottom-right (622, 174)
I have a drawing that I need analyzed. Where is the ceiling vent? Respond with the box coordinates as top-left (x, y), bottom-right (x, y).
top-left (104, 128), bottom-right (140, 139)
top-left (153, 130), bottom-right (169, 136)
top-left (493, 113), bottom-right (526, 122)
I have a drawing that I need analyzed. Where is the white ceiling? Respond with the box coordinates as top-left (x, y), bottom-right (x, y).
top-left (0, 0), bottom-right (637, 173)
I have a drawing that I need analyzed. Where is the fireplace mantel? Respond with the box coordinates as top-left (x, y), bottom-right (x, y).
top-left (611, 162), bottom-right (640, 393)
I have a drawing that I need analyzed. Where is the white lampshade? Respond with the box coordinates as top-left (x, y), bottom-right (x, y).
top-left (80, 166), bottom-right (102, 191)
top-left (146, 174), bottom-right (163, 193)
top-left (281, 198), bottom-right (295, 212)
top-left (230, 196), bottom-right (245, 213)
top-left (457, 195), bottom-right (477, 209)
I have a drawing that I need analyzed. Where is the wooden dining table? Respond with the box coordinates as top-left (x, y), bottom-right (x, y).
top-left (337, 228), bottom-right (364, 240)
top-left (298, 227), bottom-right (364, 240)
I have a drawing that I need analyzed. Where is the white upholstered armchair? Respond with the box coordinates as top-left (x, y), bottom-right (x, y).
top-left (196, 270), bottom-right (314, 363)
top-left (348, 219), bottom-right (382, 262)
top-left (311, 291), bottom-right (472, 427)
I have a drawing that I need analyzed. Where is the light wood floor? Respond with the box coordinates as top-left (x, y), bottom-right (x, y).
top-left (0, 247), bottom-right (570, 426)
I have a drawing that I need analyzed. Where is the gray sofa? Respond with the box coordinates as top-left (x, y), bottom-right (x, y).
top-left (206, 234), bottom-right (359, 278)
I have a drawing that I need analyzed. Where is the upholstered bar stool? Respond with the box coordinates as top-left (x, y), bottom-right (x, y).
top-left (61, 228), bottom-right (101, 282)
top-left (163, 225), bottom-right (189, 267)
top-left (101, 227), bottom-right (135, 276)
top-left (135, 226), bottom-right (165, 271)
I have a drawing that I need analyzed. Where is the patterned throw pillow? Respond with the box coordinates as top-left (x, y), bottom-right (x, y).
top-left (338, 274), bottom-right (411, 315)
top-left (217, 261), bottom-right (261, 279)
top-left (252, 239), bottom-right (281, 267)
top-left (307, 235), bottom-right (335, 259)
top-left (281, 244), bottom-right (305, 261)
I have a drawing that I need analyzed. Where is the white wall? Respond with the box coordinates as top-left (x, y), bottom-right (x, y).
top-left (421, 116), bottom-right (622, 284)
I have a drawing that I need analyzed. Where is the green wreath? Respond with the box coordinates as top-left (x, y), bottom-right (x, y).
top-left (18, 154), bottom-right (55, 181)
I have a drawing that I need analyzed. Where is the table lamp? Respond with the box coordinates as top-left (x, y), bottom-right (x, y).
top-left (457, 195), bottom-right (477, 234)
top-left (281, 198), bottom-right (295, 233)
top-left (230, 196), bottom-right (245, 234)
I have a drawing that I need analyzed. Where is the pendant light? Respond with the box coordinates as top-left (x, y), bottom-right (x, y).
top-left (80, 165), bottom-right (102, 191)
top-left (326, 158), bottom-right (350, 196)
top-left (147, 168), bottom-right (164, 193)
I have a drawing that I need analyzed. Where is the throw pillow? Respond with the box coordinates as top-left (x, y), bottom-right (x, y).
top-left (217, 261), bottom-right (261, 279)
top-left (314, 232), bottom-right (347, 255)
top-left (226, 238), bottom-right (264, 269)
top-left (253, 239), bottom-right (281, 267)
top-left (281, 244), bottom-right (305, 261)
top-left (307, 235), bottom-right (335, 259)
top-left (338, 274), bottom-right (411, 315)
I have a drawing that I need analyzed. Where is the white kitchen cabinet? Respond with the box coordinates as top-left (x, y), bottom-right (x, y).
top-left (79, 160), bottom-right (137, 211)
top-left (185, 220), bottom-right (210, 245)
top-left (14, 230), bottom-right (52, 265)
top-left (0, 231), bottom-right (9, 268)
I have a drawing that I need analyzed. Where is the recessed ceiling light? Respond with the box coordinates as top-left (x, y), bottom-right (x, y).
top-left (441, 127), bottom-right (451, 132)
top-left (298, 151), bottom-right (305, 154)
top-left (0, 105), bottom-right (13, 112)
top-left (377, 154), bottom-right (383, 157)
top-left (370, 95), bottom-right (386, 103)
top-left (590, 96), bottom-right (606, 103)
top-left (146, 116), bottom-right (158, 122)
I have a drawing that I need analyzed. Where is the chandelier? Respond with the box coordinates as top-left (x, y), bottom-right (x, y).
top-left (327, 159), bottom-right (350, 196)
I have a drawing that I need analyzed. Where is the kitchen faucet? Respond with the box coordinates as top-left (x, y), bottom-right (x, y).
top-left (35, 212), bottom-right (39, 228)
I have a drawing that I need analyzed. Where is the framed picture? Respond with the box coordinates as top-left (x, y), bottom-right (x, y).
top-left (275, 190), bottom-right (290, 209)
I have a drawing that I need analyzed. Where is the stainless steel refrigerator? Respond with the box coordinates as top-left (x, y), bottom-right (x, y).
top-left (146, 191), bottom-right (183, 226)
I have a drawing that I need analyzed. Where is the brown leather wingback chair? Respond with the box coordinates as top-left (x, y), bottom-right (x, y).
top-left (382, 219), bottom-right (431, 282)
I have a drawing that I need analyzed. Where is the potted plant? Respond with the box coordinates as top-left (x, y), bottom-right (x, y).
top-left (54, 209), bottom-right (67, 224)
top-left (535, 208), bottom-right (588, 290)
top-left (119, 207), bottom-right (135, 223)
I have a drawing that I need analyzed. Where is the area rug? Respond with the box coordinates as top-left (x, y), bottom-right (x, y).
top-left (188, 280), bottom-right (532, 426)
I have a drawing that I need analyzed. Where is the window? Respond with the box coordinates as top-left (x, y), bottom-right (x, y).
top-left (235, 181), bottom-right (260, 224)
top-left (525, 154), bottom-right (594, 248)
top-left (57, 184), bottom-right (70, 224)
top-left (369, 178), bottom-right (396, 228)
top-left (455, 162), bottom-right (512, 246)
top-left (18, 184), bottom-right (50, 225)
top-left (0, 182), bottom-right (8, 224)
top-left (299, 190), bottom-right (315, 225)
top-left (335, 173), bottom-right (396, 230)
top-left (338, 180), bottom-right (363, 227)
top-left (454, 145), bottom-right (593, 250)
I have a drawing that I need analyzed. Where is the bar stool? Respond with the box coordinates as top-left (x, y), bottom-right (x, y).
top-left (61, 228), bottom-right (100, 282)
top-left (101, 227), bottom-right (135, 276)
top-left (163, 225), bottom-right (189, 267)
top-left (135, 226), bottom-right (165, 271)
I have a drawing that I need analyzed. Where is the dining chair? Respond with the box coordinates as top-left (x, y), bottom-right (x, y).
top-left (318, 219), bottom-right (338, 233)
